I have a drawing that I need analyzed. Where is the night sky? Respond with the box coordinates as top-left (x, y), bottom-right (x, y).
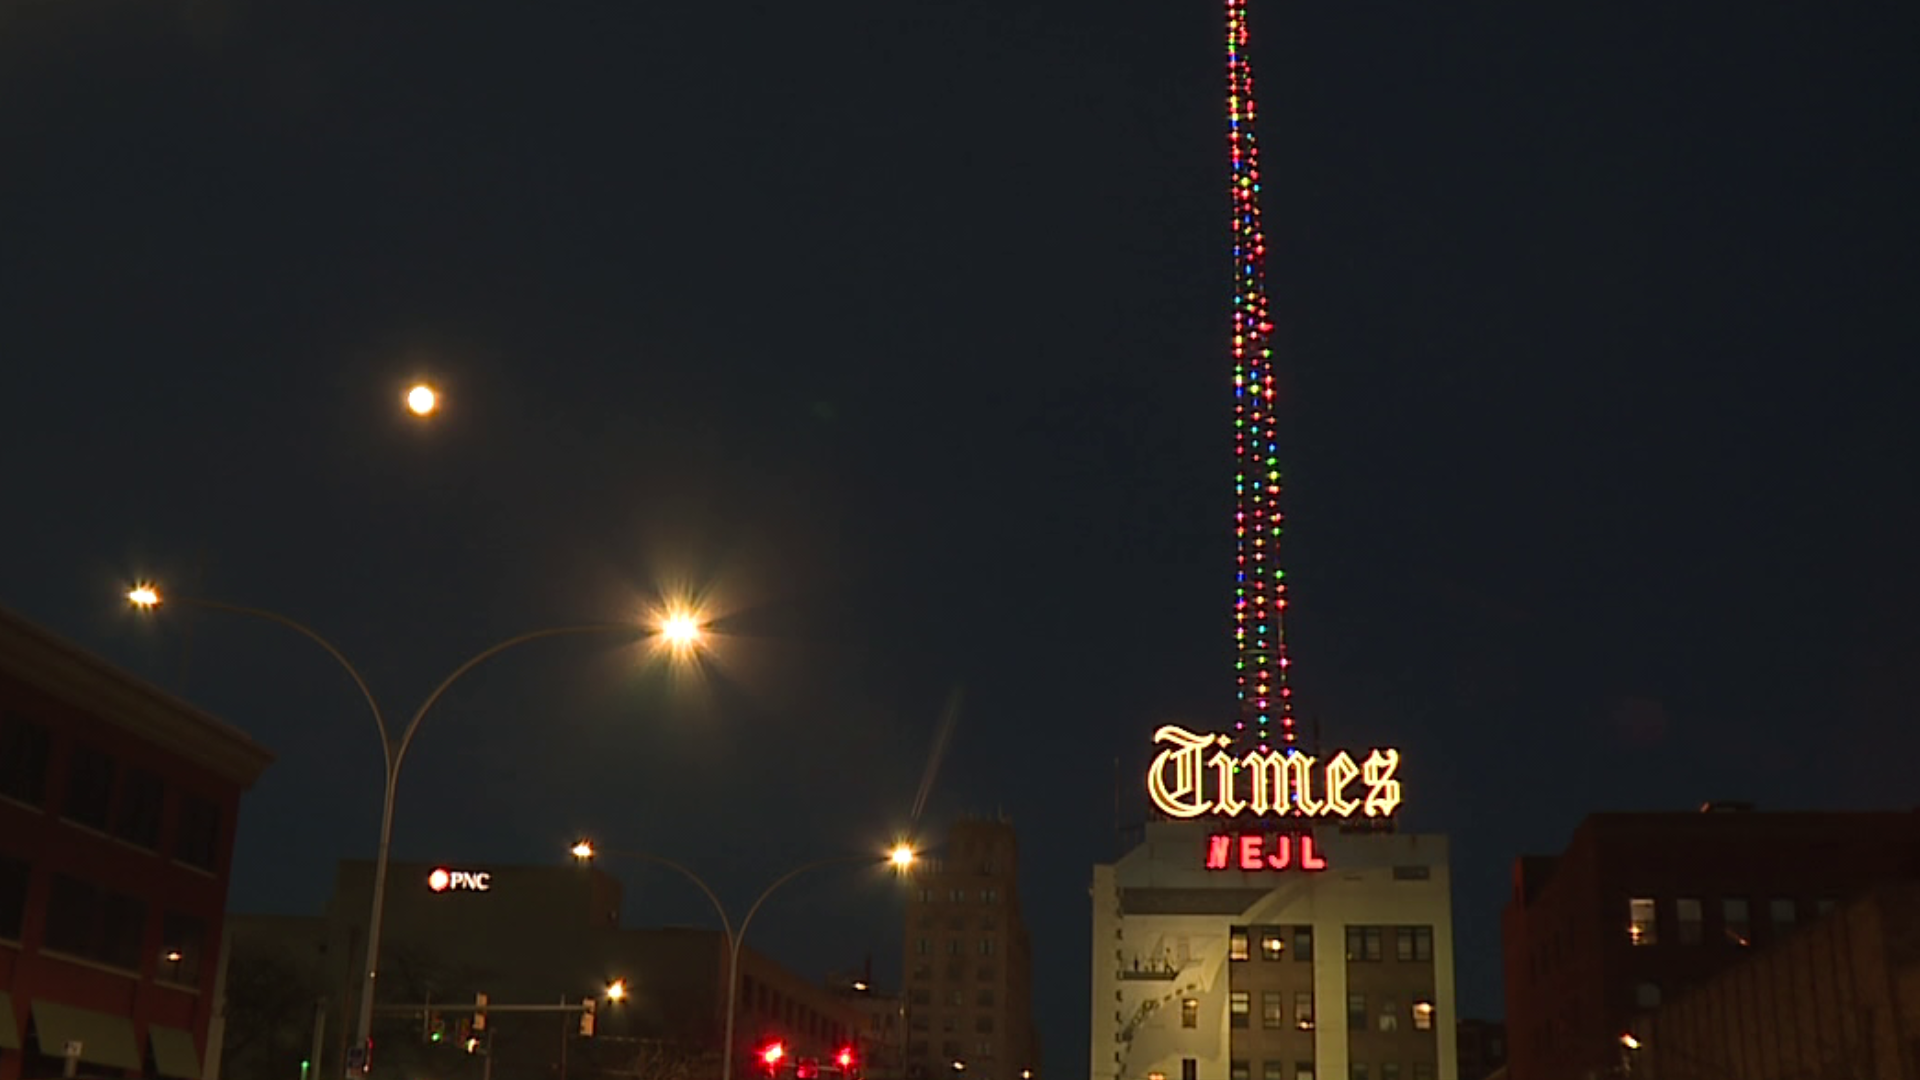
top-left (3, 0), bottom-right (1917, 1068)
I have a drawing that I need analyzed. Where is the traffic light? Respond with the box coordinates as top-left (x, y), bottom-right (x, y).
top-left (428, 1013), bottom-right (445, 1043)
top-left (579, 996), bottom-right (597, 1037)
top-left (473, 992), bottom-right (489, 1032)
top-left (837, 1047), bottom-right (857, 1071)
top-left (760, 1042), bottom-right (786, 1071)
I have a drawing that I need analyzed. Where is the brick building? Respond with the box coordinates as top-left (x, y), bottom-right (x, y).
top-left (1630, 880), bottom-right (1920, 1080)
top-left (901, 819), bottom-right (1038, 1080)
top-left (1501, 806), bottom-right (1920, 1080)
top-left (1452, 1020), bottom-right (1503, 1080)
top-left (0, 605), bottom-right (272, 1080)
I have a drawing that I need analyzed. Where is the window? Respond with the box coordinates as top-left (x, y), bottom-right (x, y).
top-left (1723, 898), bottom-right (1751, 945)
top-left (1264, 1063), bottom-right (1286, 1080)
top-left (1296, 1065), bottom-right (1316, 1080)
top-left (1412, 1065), bottom-right (1434, 1080)
top-left (1294, 926), bottom-right (1313, 961)
top-left (173, 796), bottom-right (221, 871)
top-left (1181, 999), bottom-right (1199, 1029)
top-left (1350, 1066), bottom-right (1368, 1080)
top-left (948, 939), bottom-right (963, 955)
top-left (911, 963), bottom-right (931, 981)
top-left (909, 1016), bottom-right (930, 1032)
top-left (917, 938), bottom-right (931, 955)
top-left (918, 888), bottom-right (934, 903)
top-left (977, 989), bottom-right (995, 1007)
top-left (113, 768), bottom-right (164, 850)
top-left (976, 966), bottom-right (995, 981)
top-left (982, 913), bottom-right (997, 930)
top-left (0, 713), bottom-right (52, 806)
top-left (63, 745), bottom-right (116, 830)
top-left (981, 888), bottom-right (999, 903)
top-left (975, 1016), bottom-right (994, 1033)
top-left (1182, 1060), bottom-right (1198, 1080)
top-left (1230, 991), bottom-right (1251, 1028)
top-left (1347, 993), bottom-right (1367, 1028)
top-left (0, 855), bottom-right (28, 940)
top-left (1634, 982), bottom-right (1661, 1009)
top-left (948, 989), bottom-right (964, 1007)
top-left (1230, 927), bottom-right (1250, 961)
top-left (1261, 931), bottom-right (1286, 960)
top-left (909, 989), bottom-right (931, 1006)
top-left (1676, 898), bottom-right (1703, 945)
top-left (1380, 1066), bottom-right (1400, 1080)
top-left (977, 1040), bottom-right (993, 1057)
top-left (1770, 898), bottom-right (1796, 929)
top-left (159, 913), bottom-right (206, 985)
top-left (44, 874), bottom-right (145, 971)
top-left (981, 937), bottom-right (996, 955)
top-left (1262, 991), bottom-right (1285, 1029)
top-left (1816, 898), bottom-right (1837, 916)
top-left (950, 889), bottom-right (966, 902)
top-left (1346, 926), bottom-right (1383, 962)
top-left (1395, 926), bottom-right (1433, 962)
top-left (1377, 999), bottom-right (1399, 1033)
top-left (1627, 897), bottom-right (1657, 945)
top-left (941, 1015), bottom-right (956, 1032)
top-left (1294, 991), bottom-right (1315, 1030)
top-left (1411, 1000), bottom-right (1433, 1031)
top-left (1230, 1062), bottom-right (1250, 1080)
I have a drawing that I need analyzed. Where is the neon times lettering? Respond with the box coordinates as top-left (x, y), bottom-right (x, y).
top-left (1147, 725), bottom-right (1402, 819)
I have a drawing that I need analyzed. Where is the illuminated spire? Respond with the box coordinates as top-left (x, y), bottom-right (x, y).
top-left (1227, 0), bottom-right (1292, 752)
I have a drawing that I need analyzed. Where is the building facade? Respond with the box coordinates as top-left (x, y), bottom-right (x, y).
top-left (1451, 1020), bottom-right (1503, 1080)
top-left (1632, 880), bottom-right (1920, 1080)
top-left (1501, 807), bottom-right (1920, 1080)
top-left (1090, 823), bottom-right (1457, 1080)
top-left (0, 606), bottom-right (272, 1080)
top-left (227, 860), bottom-right (868, 1080)
top-left (901, 819), bottom-right (1038, 1080)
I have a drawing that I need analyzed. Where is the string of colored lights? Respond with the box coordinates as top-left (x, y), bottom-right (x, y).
top-left (1227, 0), bottom-right (1292, 753)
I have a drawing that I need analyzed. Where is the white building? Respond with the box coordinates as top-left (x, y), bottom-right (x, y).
top-left (1091, 823), bottom-right (1457, 1080)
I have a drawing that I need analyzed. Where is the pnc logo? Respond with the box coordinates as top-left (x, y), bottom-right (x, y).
top-left (426, 868), bottom-right (492, 893)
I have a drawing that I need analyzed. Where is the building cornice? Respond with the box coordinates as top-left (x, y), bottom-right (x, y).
top-left (0, 605), bottom-right (273, 788)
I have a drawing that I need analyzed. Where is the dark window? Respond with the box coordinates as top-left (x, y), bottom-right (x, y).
top-left (113, 768), bottom-right (164, 850)
top-left (1346, 926), bottom-right (1383, 962)
top-left (43, 874), bottom-right (101, 955)
top-left (174, 796), bottom-right (220, 870)
top-left (1348, 993), bottom-right (1367, 1028)
top-left (1412, 1066), bottom-right (1434, 1080)
top-left (1293, 927), bottom-right (1313, 961)
top-left (1230, 1062), bottom-right (1250, 1080)
top-left (0, 854), bottom-right (28, 940)
top-left (1391, 865), bottom-right (1429, 880)
top-left (63, 745), bottom-right (116, 830)
top-left (1380, 1066), bottom-right (1400, 1080)
top-left (1181, 1061), bottom-right (1197, 1080)
top-left (0, 713), bottom-right (52, 806)
top-left (909, 989), bottom-right (930, 1007)
top-left (100, 891), bottom-right (146, 970)
top-left (1262, 990), bottom-right (1284, 1028)
top-left (976, 989), bottom-right (994, 1007)
top-left (1350, 1066), bottom-right (1368, 1080)
top-left (1395, 926), bottom-right (1433, 962)
top-left (974, 1016), bottom-right (993, 1034)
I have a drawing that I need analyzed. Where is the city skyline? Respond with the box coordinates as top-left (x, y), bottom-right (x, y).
top-left (2, 0), bottom-right (1916, 1069)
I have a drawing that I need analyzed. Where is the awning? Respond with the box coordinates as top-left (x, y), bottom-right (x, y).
top-left (148, 1024), bottom-right (202, 1079)
top-left (0, 992), bottom-right (20, 1050)
top-left (30, 1000), bottom-right (141, 1070)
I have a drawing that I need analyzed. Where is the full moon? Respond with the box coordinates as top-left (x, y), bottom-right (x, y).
top-left (406, 384), bottom-right (438, 415)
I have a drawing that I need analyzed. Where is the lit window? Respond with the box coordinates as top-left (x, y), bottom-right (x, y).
top-left (1634, 982), bottom-right (1661, 1009)
top-left (1230, 991), bottom-right (1251, 1028)
top-left (1262, 991), bottom-right (1284, 1029)
top-left (1264, 1064), bottom-right (1285, 1080)
top-left (1150, 1074), bottom-right (1167, 1080)
top-left (1628, 898), bottom-right (1657, 945)
top-left (1230, 1062), bottom-right (1250, 1080)
top-left (1230, 927), bottom-right (1250, 961)
top-left (1676, 898), bottom-right (1703, 945)
top-left (1723, 898), bottom-right (1751, 945)
top-left (1181, 999), bottom-right (1199, 1029)
top-left (1261, 933), bottom-right (1286, 960)
top-left (1294, 991), bottom-right (1315, 1030)
top-left (1295, 1065), bottom-right (1315, 1080)
top-left (1412, 1000), bottom-right (1434, 1031)
top-left (1770, 898), bottom-right (1796, 928)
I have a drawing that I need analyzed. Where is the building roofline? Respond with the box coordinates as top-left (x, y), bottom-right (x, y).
top-left (0, 604), bottom-right (274, 787)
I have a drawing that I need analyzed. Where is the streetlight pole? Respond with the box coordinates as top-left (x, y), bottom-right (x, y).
top-left (574, 844), bottom-right (914, 1080)
top-left (130, 590), bottom-right (704, 1077)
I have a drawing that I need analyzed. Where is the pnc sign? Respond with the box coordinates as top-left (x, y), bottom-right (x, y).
top-left (426, 868), bottom-right (492, 893)
top-left (1147, 725), bottom-right (1403, 820)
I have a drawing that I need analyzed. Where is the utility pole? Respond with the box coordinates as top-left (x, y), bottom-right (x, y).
top-left (308, 998), bottom-right (327, 1080)
top-left (558, 995), bottom-right (569, 1080)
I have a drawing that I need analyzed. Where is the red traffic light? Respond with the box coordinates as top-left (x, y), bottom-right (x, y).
top-left (837, 1047), bottom-right (856, 1069)
top-left (761, 1042), bottom-right (787, 1067)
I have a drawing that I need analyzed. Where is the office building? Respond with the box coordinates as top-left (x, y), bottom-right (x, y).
top-left (1090, 822), bottom-right (1457, 1080)
top-left (0, 605), bottom-right (272, 1080)
top-left (1452, 1020), bottom-right (1503, 1080)
top-left (1501, 806), bottom-right (1920, 1080)
top-left (901, 819), bottom-right (1038, 1080)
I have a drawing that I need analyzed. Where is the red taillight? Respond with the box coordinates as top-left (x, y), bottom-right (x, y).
top-left (837, 1048), bottom-right (856, 1069)
top-left (762, 1043), bottom-right (786, 1066)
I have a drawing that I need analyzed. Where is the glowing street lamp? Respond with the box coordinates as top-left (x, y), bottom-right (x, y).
top-left (125, 584), bottom-right (708, 1075)
top-left (1620, 1033), bottom-right (1642, 1051)
top-left (658, 609), bottom-right (704, 650)
top-left (889, 844), bottom-right (916, 870)
top-left (606, 979), bottom-right (628, 1002)
top-left (571, 840), bottom-right (597, 861)
top-left (406, 384), bottom-right (438, 416)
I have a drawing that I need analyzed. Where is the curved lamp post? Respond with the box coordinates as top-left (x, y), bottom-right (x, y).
top-left (128, 585), bottom-right (706, 1077)
top-left (571, 840), bottom-right (915, 1080)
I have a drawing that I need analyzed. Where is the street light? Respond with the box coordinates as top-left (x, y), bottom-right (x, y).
top-left (406, 384), bottom-right (438, 416)
top-left (128, 584), bottom-right (704, 1077)
top-left (607, 979), bottom-right (628, 1002)
top-left (573, 840), bottom-right (913, 1080)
